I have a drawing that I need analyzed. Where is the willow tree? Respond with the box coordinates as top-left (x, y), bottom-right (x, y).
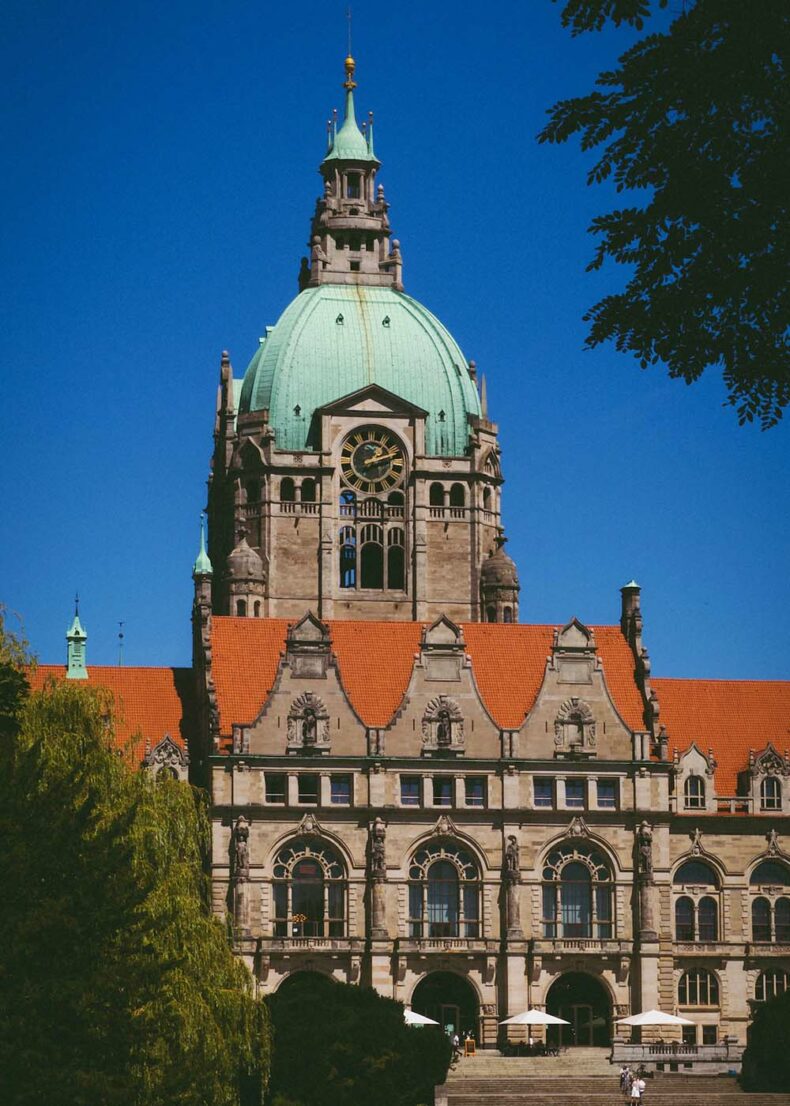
top-left (0, 642), bottom-right (269, 1106)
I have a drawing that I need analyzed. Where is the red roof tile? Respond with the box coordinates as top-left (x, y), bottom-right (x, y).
top-left (28, 666), bottom-right (194, 762)
top-left (210, 618), bottom-right (646, 737)
top-left (653, 677), bottom-right (790, 793)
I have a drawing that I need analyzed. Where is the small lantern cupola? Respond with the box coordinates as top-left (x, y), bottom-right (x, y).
top-left (480, 532), bottom-right (520, 623)
top-left (66, 595), bottom-right (88, 679)
top-left (301, 55), bottom-right (403, 291)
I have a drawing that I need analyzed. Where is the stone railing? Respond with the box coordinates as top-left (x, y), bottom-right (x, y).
top-left (533, 938), bottom-right (633, 955)
top-left (611, 1036), bottom-right (743, 1073)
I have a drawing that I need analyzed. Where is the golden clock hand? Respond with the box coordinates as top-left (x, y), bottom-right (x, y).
top-left (363, 448), bottom-right (399, 467)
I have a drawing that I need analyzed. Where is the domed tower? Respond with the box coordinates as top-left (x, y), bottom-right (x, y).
top-left (206, 57), bottom-right (517, 622)
top-left (480, 533), bottom-right (520, 623)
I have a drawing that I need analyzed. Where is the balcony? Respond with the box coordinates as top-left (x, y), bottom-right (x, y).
top-left (674, 941), bottom-right (741, 957)
top-left (257, 935), bottom-right (365, 954)
top-left (532, 938), bottom-right (633, 956)
top-left (611, 1038), bottom-right (743, 1074)
top-left (396, 937), bottom-right (498, 955)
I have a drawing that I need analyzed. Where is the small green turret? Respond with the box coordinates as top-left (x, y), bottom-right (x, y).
top-left (66, 596), bottom-right (88, 679)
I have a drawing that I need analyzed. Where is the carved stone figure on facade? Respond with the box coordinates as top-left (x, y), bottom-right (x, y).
top-left (554, 697), bottom-right (596, 756)
top-left (287, 691), bottom-right (330, 753)
top-left (436, 709), bottom-right (451, 747)
top-left (370, 817), bottom-right (387, 880)
top-left (767, 828), bottom-right (780, 855)
top-left (422, 695), bottom-right (464, 752)
top-left (691, 826), bottom-right (703, 855)
top-left (232, 816), bottom-right (250, 881)
top-left (637, 821), bottom-right (653, 881)
top-left (302, 708), bottom-right (317, 746)
top-left (504, 835), bottom-right (520, 882)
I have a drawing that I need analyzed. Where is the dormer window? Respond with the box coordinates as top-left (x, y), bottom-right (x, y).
top-left (346, 173), bottom-right (361, 199)
top-left (684, 775), bottom-right (706, 809)
top-left (761, 776), bottom-right (781, 810)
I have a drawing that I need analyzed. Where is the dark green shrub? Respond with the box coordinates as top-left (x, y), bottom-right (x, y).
top-left (741, 990), bottom-right (790, 1092)
top-left (267, 972), bottom-right (452, 1106)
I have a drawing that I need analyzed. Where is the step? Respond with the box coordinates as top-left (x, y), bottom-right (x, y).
top-left (442, 1096), bottom-right (790, 1106)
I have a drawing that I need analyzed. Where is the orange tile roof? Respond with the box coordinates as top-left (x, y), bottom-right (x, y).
top-left (653, 677), bottom-right (790, 794)
top-left (209, 618), bottom-right (646, 738)
top-left (28, 665), bottom-right (194, 762)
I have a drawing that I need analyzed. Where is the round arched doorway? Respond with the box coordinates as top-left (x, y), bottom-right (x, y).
top-left (546, 972), bottom-right (611, 1047)
top-left (411, 971), bottom-right (479, 1039)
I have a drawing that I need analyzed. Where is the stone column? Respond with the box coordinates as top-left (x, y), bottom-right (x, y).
top-left (369, 816), bottom-right (388, 939)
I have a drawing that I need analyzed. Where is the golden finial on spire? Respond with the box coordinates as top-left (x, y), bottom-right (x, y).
top-left (344, 54), bottom-right (356, 90)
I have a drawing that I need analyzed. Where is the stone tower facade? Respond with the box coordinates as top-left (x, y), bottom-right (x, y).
top-left (205, 58), bottom-right (516, 624)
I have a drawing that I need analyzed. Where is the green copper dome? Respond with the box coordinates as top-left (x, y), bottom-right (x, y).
top-left (239, 285), bottom-right (481, 456)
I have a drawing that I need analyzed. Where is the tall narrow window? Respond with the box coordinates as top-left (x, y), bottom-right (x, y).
top-left (301, 478), bottom-right (316, 503)
top-left (684, 775), bottom-right (705, 809)
top-left (698, 896), bottom-right (718, 941)
top-left (429, 483), bottom-right (444, 507)
top-left (339, 526), bottom-right (356, 588)
top-left (387, 528), bottom-right (405, 589)
top-left (752, 897), bottom-right (771, 942)
top-left (346, 173), bottom-right (361, 198)
top-left (280, 477), bottom-right (296, 502)
top-left (675, 896), bottom-right (695, 940)
top-left (761, 776), bottom-right (781, 810)
top-left (449, 483), bottom-right (465, 507)
top-left (360, 523), bottom-right (384, 588)
top-left (777, 898), bottom-right (790, 941)
top-left (236, 599), bottom-right (247, 617)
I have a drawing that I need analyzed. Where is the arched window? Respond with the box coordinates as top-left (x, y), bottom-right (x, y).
top-left (542, 843), bottom-right (613, 940)
top-left (429, 482), bottom-right (444, 507)
top-left (300, 478), bottom-right (316, 503)
top-left (245, 479), bottom-right (260, 504)
top-left (674, 861), bottom-right (719, 887)
top-left (778, 898), bottom-right (790, 942)
top-left (253, 600), bottom-right (261, 618)
top-left (339, 526), bottom-right (356, 588)
top-left (387, 528), bottom-right (405, 590)
top-left (761, 776), bottom-right (781, 810)
top-left (272, 839), bottom-right (346, 939)
top-left (675, 896), bottom-right (695, 941)
top-left (340, 489), bottom-right (357, 518)
top-left (449, 483), bottom-right (465, 507)
top-left (679, 968), bottom-right (719, 1007)
top-left (503, 606), bottom-right (513, 623)
top-left (752, 897), bottom-right (771, 942)
top-left (684, 775), bottom-right (705, 809)
top-left (387, 490), bottom-right (404, 506)
top-left (280, 477), bottom-right (296, 502)
top-left (751, 860), bottom-right (790, 886)
top-left (360, 523), bottom-right (383, 589)
top-left (236, 599), bottom-right (247, 617)
top-left (482, 487), bottom-right (492, 511)
top-left (346, 172), bottom-right (361, 199)
top-left (756, 970), bottom-right (790, 1003)
top-left (408, 842), bottom-right (480, 939)
top-left (698, 896), bottom-right (718, 941)
top-left (486, 606), bottom-right (497, 623)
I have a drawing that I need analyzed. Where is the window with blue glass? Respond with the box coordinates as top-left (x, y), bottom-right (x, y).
top-left (542, 843), bottom-right (613, 939)
top-left (330, 774), bottom-right (352, 805)
top-left (400, 776), bottom-right (421, 806)
top-left (565, 778), bottom-right (585, 808)
top-left (432, 776), bottom-right (453, 807)
top-left (465, 777), bottom-right (486, 807)
top-left (596, 779), bottom-right (617, 808)
top-left (408, 842), bottom-right (480, 938)
top-left (534, 778), bottom-right (554, 808)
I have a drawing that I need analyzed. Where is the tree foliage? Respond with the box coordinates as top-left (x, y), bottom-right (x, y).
top-left (741, 989), bottom-right (790, 1092)
top-left (543, 0), bottom-right (790, 427)
top-left (267, 973), bottom-right (452, 1106)
top-left (0, 656), bottom-right (270, 1106)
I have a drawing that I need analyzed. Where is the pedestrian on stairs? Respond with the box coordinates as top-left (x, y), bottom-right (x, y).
top-left (619, 1065), bottom-right (630, 1096)
top-left (630, 1073), bottom-right (646, 1103)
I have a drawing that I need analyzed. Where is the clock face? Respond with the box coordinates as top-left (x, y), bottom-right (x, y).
top-left (340, 427), bottom-right (405, 492)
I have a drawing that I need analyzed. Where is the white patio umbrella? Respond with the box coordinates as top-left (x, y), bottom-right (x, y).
top-left (500, 1010), bottom-right (570, 1025)
top-left (404, 1008), bottom-right (440, 1026)
top-left (617, 1009), bottom-right (695, 1027)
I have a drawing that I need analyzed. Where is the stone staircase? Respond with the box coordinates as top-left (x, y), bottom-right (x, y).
top-left (436, 1050), bottom-right (790, 1106)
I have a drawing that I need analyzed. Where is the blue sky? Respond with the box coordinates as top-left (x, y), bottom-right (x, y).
top-left (1, 0), bottom-right (788, 678)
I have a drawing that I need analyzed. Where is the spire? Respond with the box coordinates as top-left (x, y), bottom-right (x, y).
top-left (193, 513), bottom-right (213, 577)
top-left (322, 55), bottom-right (378, 164)
top-left (66, 594), bottom-right (88, 679)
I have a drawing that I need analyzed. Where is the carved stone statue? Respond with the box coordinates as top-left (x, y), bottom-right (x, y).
top-left (637, 821), bottom-right (653, 880)
top-left (302, 708), bottom-right (317, 746)
top-left (436, 709), bottom-right (451, 747)
top-left (370, 817), bottom-right (387, 880)
top-left (232, 816), bottom-right (250, 880)
top-left (767, 828), bottom-right (779, 855)
top-left (691, 826), bottom-right (703, 855)
top-left (504, 835), bottom-right (520, 882)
